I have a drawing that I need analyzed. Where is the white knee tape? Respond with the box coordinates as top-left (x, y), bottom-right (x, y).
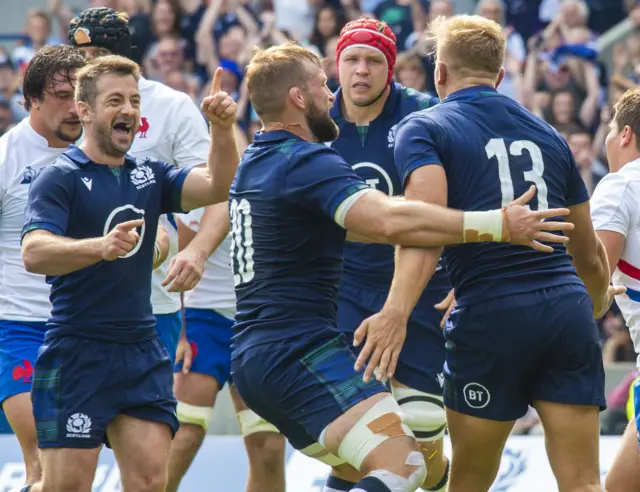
top-left (392, 387), bottom-right (446, 441)
top-left (332, 396), bottom-right (414, 471)
top-left (237, 409), bottom-right (280, 437)
top-left (176, 402), bottom-right (213, 430)
top-left (299, 442), bottom-right (346, 467)
top-left (367, 451), bottom-right (427, 492)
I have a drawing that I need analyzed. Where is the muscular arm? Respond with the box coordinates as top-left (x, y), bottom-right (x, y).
top-left (153, 224), bottom-right (170, 270)
top-left (565, 201), bottom-right (610, 311)
top-left (22, 230), bottom-right (103, 276)
top-left (596, 230), bottom-right (625, 280)
top-left (383, 166), bottom-right (447, 320)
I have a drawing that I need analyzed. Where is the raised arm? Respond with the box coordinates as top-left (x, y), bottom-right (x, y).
top-left (180, 68), bottom-right (239, 211)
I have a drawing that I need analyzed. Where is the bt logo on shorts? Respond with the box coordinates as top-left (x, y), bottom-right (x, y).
top-left (66, 413), bottom-right (92, 438)
top-left (463, 382), bottom-right (491, 409)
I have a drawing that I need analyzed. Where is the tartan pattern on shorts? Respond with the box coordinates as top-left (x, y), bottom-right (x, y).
top-left (300, 335), bottom-right (384, 412)
top-left (32, 366), bottom-right (62, 444)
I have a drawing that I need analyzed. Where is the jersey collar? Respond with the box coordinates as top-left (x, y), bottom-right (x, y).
top-left (64, 144), bottom-right (138, 169)
top-left (330, 82), bottom-right (402, 121)
top-left (443, 85), bottom-right (500, 103)
top-left (253, 129), bottom-right (304, 143)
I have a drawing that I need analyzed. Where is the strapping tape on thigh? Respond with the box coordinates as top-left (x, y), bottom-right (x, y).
top-left (299, 442), bottom-right (346, 466)
top-left (392, 386), bottom-right (447, 441)
top-left (334, 395), bottom-right (414, 471)
top-left (176, 402), bottom-right (213, 430)
top-left (237, 409), bottom-right (280, 436)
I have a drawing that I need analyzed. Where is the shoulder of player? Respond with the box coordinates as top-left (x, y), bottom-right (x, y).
top-left (289, 140), bottom-right (342, 166)
top-left (397, 85), bottom-right (438, 112)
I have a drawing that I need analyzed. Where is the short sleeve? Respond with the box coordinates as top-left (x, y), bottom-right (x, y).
top-left (394, 115), bottom-right (443, 187)
top-left (158, 160), bottom-right (193, 214)
top-left (591, 172), bottom-right (636, 237)
top-left (176, 207), bottom-right (204, 233)
top-left (171, 94), bottom-right (210, 169)
top-left (284, 146), bottom-right (371, 227)
top-left (564, 147), bottom-right (590, 207)
top-left (21, 166), bottom-right (72, 240)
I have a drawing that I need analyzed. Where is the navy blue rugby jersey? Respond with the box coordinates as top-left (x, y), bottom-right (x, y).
top-left (22, 145), bottom-right (190, 342)
top-left (394, 86), bottom-right (588, 306)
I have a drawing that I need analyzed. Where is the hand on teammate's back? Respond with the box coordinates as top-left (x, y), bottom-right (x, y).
top-left (353, 309), bottom-right (408, 383)
top-left (200, 67), bottom-right (237, 128)
top-left (101, 219), bottom-right (144, 261)
top-left (503, 185), bottom-right (574, 253)
top-left (434, 289), bottom-right (456, 330)
top-left (594, 285), bottom-right (627, 320)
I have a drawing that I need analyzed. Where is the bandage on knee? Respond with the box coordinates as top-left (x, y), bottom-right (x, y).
top-left (365, 451), bottom-right (427, 492)
top-left (236, 409), bottom-right (280, 437)
top-left (176, 401), bottom-right (213, 430)
top-left (328, 396), bottom-right (414, 471)
top-left (392, 387), bottom-right (446, 441)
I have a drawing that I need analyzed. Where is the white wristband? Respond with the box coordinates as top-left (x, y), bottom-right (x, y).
top-left (463, 210), bottom-right (504, 243)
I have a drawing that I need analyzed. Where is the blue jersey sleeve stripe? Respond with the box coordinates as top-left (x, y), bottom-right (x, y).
top-left (172, 167), bottom-right (193, 213)
top-left (20, 222), bottom-right (64, 243)
top-left (327, 183), bottom-right (371, 219)
top-left (402, 158), bottom-right (443, 187)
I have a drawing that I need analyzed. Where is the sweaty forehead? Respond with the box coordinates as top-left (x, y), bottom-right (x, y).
top-left (49, 70), bottom-right (76, 93)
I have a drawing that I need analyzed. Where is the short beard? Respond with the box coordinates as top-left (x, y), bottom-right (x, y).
top-left (306, 100), bottom-right (339, 143)
top-left (54, 127), bottom-right (82, 143)
top-left (95, 119), bottom-right (131, 158)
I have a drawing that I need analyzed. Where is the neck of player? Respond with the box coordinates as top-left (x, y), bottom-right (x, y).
top-left (341, 86), bottom-right (390, 126)
top-left (80, 137), bottom-right (126, 167)
top-left (29, 114), bottom-right (74, 149)
top-left (440, 78), bottom-right (498, 99)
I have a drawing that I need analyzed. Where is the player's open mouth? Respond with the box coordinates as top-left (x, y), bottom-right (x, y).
top-left (352, 82), bottom-right (371, 89)
top-left (113, 122), bottom-right (133, 135)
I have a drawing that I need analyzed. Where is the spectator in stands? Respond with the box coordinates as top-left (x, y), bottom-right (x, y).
top-left (394, 52), bottom-right (427, 92)
top-left (0, 98), bottom-right (13, 137)
top-left (13, 9), bottom-right (59, 70)
top-left (603, 313), bottom-right (637, 364)
top-left (309, 5), bottom-right (347, 56)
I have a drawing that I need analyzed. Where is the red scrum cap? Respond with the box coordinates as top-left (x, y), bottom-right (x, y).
top-left (336, 18), bottom-right (397, 86)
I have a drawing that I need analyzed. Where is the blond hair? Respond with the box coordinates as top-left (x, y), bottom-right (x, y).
top-left (613, 88), bottom-right (640, 151)
top-left (246, 42), bottom-right (323, 123)
top-left (427, 14), bottom-right (505, 81)
top-left (75, 55), bottom-right (140, 107)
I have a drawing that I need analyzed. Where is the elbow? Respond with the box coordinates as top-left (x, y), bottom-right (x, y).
top-left (21, 242), bottom-right (45, 275)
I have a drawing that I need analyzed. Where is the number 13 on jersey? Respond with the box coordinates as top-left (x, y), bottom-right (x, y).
top-left (230, 198), bottom-right (255, 287)
top-left (485, 138), bottom-right (549, 211)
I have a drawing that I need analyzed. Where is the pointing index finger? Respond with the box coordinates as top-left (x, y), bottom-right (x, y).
top-left (211, 67), bottom-right (223, 96)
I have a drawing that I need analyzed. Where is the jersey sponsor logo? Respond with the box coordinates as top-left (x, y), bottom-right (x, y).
top-left (137, 117), bottom-right (150, 138)
top-left (352, 162), bottom-right (394, 195)
top-left (103, 204), bottom-right (146, 258)
top-left (463, 382), bottom-right (491, 409)
top-left (130, 164), bottom-right (156, 190)
top-left (437, 372), bottom-right (444, 388)
top-left (66, 412), bottom-right (92, 438)
top-left (20, 166), bottom-right (36, 184)
top-left (81, 176), bottom-right (92, 191)
top-left (387, 124), bottom-right (397, 148)
top-left (11, 360), bottom-right (33, 383)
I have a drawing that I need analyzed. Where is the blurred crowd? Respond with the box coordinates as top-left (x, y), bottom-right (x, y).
top-left (0, 0), bottom-right (639, 430)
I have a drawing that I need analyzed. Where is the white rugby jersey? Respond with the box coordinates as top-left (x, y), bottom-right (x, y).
top-left (128, 77), bottom-right (210, 315)
top-left (177, 207), bottom-right (236, 319)
top-left (591, 157), bottom-right (640, 369)
top-left (0, 118), bottom-right (67, 321)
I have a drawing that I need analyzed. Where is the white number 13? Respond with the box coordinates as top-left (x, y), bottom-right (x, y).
top-left (485, 138), bottom-right (548, 210)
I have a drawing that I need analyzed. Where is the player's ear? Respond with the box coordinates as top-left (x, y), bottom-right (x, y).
top-left (621, 125), bottom-right (634, 148)
top-left (76, 100), bottom-right (91, 123)
top-left (495, 67), bottom-right (505, 89)
top-left (289, 86), bottom-right (306, 111)
top-left (434, 62), bottom-right (447, 88)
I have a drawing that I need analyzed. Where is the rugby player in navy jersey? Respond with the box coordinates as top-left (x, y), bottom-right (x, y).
top-left (327, 18), bottom-right (450, 492)
top-left (367, 14), bottom-right (623, 492)
top-left (18, 57), bottom-right (238, 492)
top-left (229, 42), bottom-right (572, 492)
